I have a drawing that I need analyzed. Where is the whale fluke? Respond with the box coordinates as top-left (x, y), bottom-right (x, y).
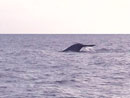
top-left (62, 43), bottom-right (95, 52)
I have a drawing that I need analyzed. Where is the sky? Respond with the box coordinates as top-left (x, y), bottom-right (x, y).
top-left (0, 0), bottom-right (130, 34)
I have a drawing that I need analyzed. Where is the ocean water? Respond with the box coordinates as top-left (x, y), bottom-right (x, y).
top-left (0, 34), bottom-right (130, 98)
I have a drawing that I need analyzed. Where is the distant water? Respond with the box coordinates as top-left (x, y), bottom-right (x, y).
top-left (0, 34), bottom-right (130, 98)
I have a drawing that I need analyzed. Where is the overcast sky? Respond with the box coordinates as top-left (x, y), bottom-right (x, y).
top-left (0, 0), bottom-right (130, 33)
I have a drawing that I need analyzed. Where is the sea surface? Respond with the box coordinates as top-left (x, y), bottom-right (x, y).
top-left (0, 34), bottom-right (130, 98)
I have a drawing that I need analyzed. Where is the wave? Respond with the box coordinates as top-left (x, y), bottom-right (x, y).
top-left (79, 48), bottom-right (128, 53)
top-left (96, 48), bottom-right (126, 53)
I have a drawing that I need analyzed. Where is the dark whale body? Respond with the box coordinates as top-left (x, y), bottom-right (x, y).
top-left (62, 43), bottom-right (95, 52)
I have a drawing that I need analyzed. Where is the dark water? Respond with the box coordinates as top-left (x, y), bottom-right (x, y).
top-left (0, 34), bottom-right (130, 98)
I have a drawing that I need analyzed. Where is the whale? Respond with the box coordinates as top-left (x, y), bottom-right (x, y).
top-left (62, 43), bottom-right (95, 52)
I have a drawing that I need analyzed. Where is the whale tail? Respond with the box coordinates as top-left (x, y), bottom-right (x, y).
top-left (61, 43), bottom-right (96, 52)
top-left (83, 45), bottom-right (96, 47)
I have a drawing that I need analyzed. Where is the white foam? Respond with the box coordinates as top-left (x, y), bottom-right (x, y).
top-left (85, 47), bottom-right (95, 52)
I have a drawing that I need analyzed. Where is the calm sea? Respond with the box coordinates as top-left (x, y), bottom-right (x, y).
top-left (0, 34), bottom-right (130, 98)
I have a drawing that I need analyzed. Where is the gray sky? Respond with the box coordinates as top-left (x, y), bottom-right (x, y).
top-left (0, 0), bottom-right (130, 33)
